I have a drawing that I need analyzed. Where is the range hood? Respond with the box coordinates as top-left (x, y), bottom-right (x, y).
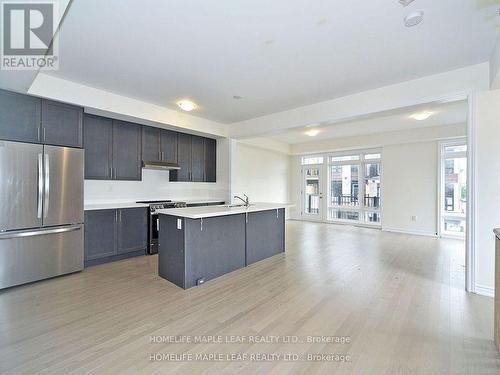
top-left (142, 161), bottom-right (180, 170)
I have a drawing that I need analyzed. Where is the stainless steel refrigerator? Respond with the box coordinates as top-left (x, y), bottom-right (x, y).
top-left (0, 140), bottom-right (84, 289)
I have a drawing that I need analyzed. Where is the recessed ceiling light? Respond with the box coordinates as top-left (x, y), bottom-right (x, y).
top-left (399, 0), bottom-right (415, 6)
top-left (305, 129), bottom-right (320, 137)
top-left (316, 18), bottom-right (327, 26)
top-left (404, 11), bottom-right (424, 27)
top-left (177, 100), bottom-right (197, 111)
top-left (410, 111), bottom-right (433, 121)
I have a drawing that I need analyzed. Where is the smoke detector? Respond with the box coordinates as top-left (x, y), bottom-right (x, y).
top-left (404, 11), bottom-right (424, 27)
top-left (399, 0), bottom-right (415, 6)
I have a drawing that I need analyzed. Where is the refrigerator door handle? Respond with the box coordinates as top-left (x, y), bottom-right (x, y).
top-left (43, 153), bottom-right (50, 218)
top-left (37, 153), bottom-right (43, 219)
top-left (0, 225), bottom-right (82, 240)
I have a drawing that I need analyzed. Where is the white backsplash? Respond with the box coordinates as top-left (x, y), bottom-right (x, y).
top-left (84, 168), bottom-right (229, 203)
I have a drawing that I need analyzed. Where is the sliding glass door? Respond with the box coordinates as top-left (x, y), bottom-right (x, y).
top-left (300, 151), bottom-right (382, 225)
top-left (328, 155), bottom-right (360, 222)
top-left (327, 151), bottom-right (382, 226)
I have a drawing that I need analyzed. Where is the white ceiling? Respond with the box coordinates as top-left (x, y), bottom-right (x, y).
top-left (269, 100), bottom-right (467, 144)
top-left (44, 0), bottom-right (497, 123)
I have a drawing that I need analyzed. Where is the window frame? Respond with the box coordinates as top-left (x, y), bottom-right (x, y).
top-left (438, 139), bottom-right (467, 238)
top-left (326, 149), bottom-right (382, 226)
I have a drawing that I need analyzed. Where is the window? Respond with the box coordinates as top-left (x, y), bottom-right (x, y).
top-left (330, 155), bottom-right (360, 162)
top-left (301, 156), bottom-right (324, 165)
top-left (440, 141), bottom-right (467, 237)
top-left (327, 150), bottom-right (382, 225)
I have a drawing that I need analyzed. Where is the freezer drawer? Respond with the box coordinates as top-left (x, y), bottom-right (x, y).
top-left (0, 224), bottom-right (83, 289)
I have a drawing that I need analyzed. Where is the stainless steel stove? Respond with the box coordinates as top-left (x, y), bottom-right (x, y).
top-left (136, 200), bottom-right (187, 254)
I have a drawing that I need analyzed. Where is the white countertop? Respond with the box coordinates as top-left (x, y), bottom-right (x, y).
top-left (84, 198), bottom-right (226, 211)
top-left (84, 202), bottom-right (150, 210)
top-left (157, 203), bottom-right (293, 219)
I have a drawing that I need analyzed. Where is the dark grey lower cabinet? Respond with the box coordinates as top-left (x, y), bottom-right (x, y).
top-left (159, 214), bottom-right (246, 289)
top-left (84, 209), bottom-right (116, 261)
top-left (246, 209), bottom-right (285, 265)
top-left (84, 208), bottom-right (147, 267)
top-left (117, 208), bottom-right (147, 254)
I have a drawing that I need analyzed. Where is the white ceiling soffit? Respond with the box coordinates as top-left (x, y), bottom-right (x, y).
top-left (42, 0), bottom-right (497, 124)
top-left (0, 0), bottom-right (71, 93)
top-left (269, 100), bottom-right (467, 144)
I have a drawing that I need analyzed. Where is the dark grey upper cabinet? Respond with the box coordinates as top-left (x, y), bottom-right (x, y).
top-left (160, 129), bottom-right (178, 163)
top-left (117, 208), bottom-right (147, 254)
top-left (141, 126), bottom-right (178, 165)
top-left (169, 134), bottom-right (216, 182)
top-left (41, 99), bottom-right (83, 148)
top-left (0, 89), bottom-right (41, 143)
top-left (171, 133), bottom-right (192, 182)
top-left (191, 135), bottom-right (205, 182)
top-left (84, 209), bottom-right (117, 261)
top-left (141, 126), bottom-right (161, 162)
top-left (204, 138), bottom-right (216, 183)
top-left (83, 114), bottom-right (113, 180)
top-left (112, 120), bottom-right (142, 181)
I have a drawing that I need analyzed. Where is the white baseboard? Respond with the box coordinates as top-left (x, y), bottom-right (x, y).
top-left (382, 227), bottom-right (438, 238)
top-left (475, 284), bottom-right (494, 298)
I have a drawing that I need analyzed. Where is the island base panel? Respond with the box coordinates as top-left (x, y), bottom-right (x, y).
top-left (246, 208), bottom-right (285, 265)
top-left (184, 214), bottom-right (246, 288)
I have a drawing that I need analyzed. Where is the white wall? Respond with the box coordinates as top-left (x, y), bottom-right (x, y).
top-left (85, 138), bottom-right (231, 203)
top-left (230, 141), bottom-right (290, 205)
top-left (382, 142), bottom-right (439, 236)
top-left (475, 89), bottom-right (500, 295)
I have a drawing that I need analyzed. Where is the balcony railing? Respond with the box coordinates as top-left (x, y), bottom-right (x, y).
top-left (331, 195), bottom-right (380, 208)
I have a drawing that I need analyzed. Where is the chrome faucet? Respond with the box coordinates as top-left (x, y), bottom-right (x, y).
top-left (234, 194), bottom-right (250, 207)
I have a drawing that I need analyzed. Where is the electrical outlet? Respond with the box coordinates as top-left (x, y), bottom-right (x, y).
top-left (411, 215), bottom-right (418, 222)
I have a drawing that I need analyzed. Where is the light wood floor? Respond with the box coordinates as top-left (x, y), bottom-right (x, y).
top-left (1, 221), bottom-right (498, 374)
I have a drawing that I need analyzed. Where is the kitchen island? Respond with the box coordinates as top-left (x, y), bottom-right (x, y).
top-left (156, 203), bottom-right (291, 289)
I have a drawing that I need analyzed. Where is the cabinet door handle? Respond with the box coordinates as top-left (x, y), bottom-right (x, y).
top-left (158, 151), bottom-right (162, 161)
top-left (43, 127), bottom-right (46, 142)
top-left (119, 210), bottom-right (122, 222)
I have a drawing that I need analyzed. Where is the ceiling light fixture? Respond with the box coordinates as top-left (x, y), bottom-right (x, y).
top-left (399, 0), bottom-right (415, 6)
top-left (305, 129), bottom-right (320, 137)
top-left (404, 11), bottom-right (424, 27)
top-left (410, 111), bottom-right (433, 121)
top-left (177, 100), bottom-right (197, 111)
